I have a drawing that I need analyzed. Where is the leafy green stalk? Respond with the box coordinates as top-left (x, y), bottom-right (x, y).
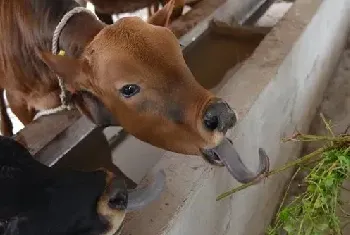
top-left (217, 114), bottom-right (350, 235)
top-left (268, 148), bottom-right (350, 235)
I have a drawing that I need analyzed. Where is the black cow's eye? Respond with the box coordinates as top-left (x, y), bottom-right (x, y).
top-left (120, 84), bottom-right (140, 98)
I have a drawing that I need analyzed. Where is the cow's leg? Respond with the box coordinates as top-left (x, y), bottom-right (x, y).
top-left (6, 92), bottom-right (34, 126)
top-left (95, 9), bottom-right (114, 24)
top-left (75, 0), bottom-right (87, 7)
top-left (159, 0), bottom-right (184, 20)
top-left (147, 6), bottom-right (152, 18)
top-left (185, 0), bottom-right (203, 7)
top-left (173, 0), bottom-right (185, 19)
top-left (153, 3), bottom-right (160, 15)
top-left (147, 4), bottom-right (159, 18)
top-left (0, 89), bottom-right (13, 136)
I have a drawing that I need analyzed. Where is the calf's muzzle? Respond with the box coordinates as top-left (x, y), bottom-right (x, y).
top-left (203, 100), bottom-right (237, 133)
top-left (200, 100), bottom-right (270, 184)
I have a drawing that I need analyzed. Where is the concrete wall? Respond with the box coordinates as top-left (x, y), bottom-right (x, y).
top-left (217, 1), bottom-right (350, 234)
top-left (104, 126), bottom-right (165, 183)
top-left (178, 0), bottom-right (272, 48)
top-left (121, 0), bottom-right (350, 234)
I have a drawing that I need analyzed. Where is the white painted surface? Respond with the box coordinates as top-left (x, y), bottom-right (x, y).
top-left (120, 0), bottom-right (350, 234)
top-left (103, 126), bottom-right (166, 183)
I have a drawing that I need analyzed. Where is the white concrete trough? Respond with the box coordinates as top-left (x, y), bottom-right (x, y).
top-left (118, 0), bottom-right (350, 234)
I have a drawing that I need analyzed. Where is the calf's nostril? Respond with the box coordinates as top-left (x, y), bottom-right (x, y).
top-left (203, 114), bottom-right (219, 131)
top-left (203, 101), bottom-right (237, 133)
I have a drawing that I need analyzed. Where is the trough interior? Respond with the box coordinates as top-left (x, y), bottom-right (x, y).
top-left (183, 23), bottom-right (269, 90)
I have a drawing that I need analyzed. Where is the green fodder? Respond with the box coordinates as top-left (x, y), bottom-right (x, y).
top-left (216, 114), bottom-right (350, 235)
top-left (267, 148), bottom-right (350, 235)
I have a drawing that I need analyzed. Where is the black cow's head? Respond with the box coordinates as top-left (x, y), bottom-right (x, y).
top-left (0, 136), bottom-right (164, 235)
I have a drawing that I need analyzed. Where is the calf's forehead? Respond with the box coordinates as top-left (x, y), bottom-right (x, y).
top-left (92, 18), bottom-right (183, 63)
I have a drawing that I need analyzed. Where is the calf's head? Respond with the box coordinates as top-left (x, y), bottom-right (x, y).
top-left (40, 1), bottom-right (268, 183)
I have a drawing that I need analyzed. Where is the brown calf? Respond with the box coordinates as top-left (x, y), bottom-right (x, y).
top-left (0, 0), bottom-right (268, 183)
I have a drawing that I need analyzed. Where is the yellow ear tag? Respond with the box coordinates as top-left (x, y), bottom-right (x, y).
top-left (58, 50), bottom-right (66, 56)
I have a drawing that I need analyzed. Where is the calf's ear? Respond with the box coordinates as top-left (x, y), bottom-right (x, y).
top-left (39, 51), bottom-right (119, 127)
top-left (39, 51), bottom-right (83, 87)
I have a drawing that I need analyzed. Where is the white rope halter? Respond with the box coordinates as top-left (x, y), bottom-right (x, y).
top-left (34, 7), bottom-right (98, 120)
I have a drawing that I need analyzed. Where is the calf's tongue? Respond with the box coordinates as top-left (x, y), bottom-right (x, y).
top-left (212, 138), bottom-right (269, 184)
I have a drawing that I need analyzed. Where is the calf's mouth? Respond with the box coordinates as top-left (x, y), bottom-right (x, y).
top-left (201, 137), bottom-right (270, 184)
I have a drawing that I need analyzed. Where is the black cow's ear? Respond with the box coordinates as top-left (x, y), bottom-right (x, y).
top-left (72, 91), bottom-right (120, 127)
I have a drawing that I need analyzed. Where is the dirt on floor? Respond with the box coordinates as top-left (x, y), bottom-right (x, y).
top-left (274, 30), bottom-right (350, 234)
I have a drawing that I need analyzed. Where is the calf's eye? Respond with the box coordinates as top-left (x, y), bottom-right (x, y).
top-left (120, 84), bottom-right (140, 98)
